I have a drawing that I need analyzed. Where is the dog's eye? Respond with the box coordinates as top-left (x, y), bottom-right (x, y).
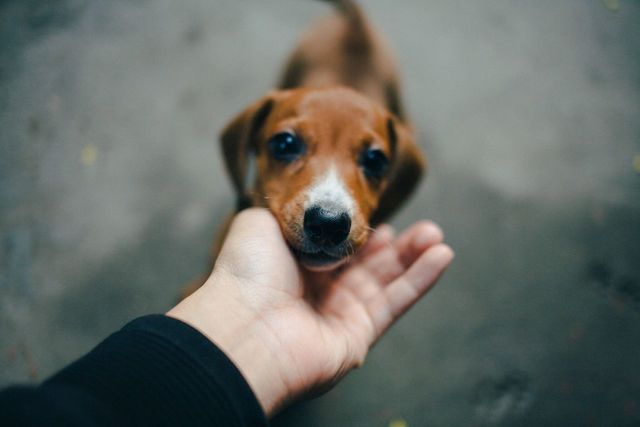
top-left (268, 132), bottom-right (305, 162)
top-left (359, 148), bottom-right (389, 179)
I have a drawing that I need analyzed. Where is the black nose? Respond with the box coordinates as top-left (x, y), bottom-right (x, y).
top-left (303, 206), bottom-right (351, 247)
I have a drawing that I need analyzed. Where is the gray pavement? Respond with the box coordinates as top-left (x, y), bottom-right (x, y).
top-left (1, 0), bottom-right (639, 425)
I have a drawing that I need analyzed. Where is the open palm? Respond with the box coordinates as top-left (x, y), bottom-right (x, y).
top-left (170, 209), bottom-right (453, 416)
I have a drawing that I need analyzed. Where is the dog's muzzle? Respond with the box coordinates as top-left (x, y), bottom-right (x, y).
top-left (303, 206), bottom-right (351, 248)
top-left (292, 205), bottom-right (352, 270)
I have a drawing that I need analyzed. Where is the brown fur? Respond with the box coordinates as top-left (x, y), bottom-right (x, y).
top-left (182, 0), bottom-right (425, 298)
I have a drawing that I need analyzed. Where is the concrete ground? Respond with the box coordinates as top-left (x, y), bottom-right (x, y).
top-left (1, 0), bottom-right (639, 425)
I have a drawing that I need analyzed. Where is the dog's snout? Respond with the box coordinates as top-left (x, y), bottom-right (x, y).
top-left (304, 206), bottom-right (351, 247)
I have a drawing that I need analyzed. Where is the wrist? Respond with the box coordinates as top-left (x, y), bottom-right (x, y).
top-left (167, 272), bottom-right (291, 417)
top-left (217, 319), bottom-right (291, 416)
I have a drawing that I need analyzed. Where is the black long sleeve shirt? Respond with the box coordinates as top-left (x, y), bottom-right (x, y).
top-left (0, 315), bottom-right (269, 426)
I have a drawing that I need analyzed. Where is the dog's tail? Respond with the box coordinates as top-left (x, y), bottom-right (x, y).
top-left (317, 0), bottom-right (371, 53)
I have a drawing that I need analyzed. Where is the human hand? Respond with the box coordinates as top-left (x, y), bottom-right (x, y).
top-left (167, 208), bottom-right (453, 417)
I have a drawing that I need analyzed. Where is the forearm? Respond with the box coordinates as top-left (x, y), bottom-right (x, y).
top-left (0, 315), bottom-right (268, 427)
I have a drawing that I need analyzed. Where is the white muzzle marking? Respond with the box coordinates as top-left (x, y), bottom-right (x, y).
top-left (304, 166), bottom-right (355, 215)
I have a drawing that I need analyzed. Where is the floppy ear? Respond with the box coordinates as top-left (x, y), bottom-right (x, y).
top-left (370, 117), bottom-right (427, 225)
top-left (220, 94), bottom-right (276, 210)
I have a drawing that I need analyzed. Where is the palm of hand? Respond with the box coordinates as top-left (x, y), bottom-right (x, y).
top-left (170, 209), bottom-right (452, 415)
top-left (221, 210), bottom-right (451, 401)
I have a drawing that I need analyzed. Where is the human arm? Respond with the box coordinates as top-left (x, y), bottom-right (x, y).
top-left (0, 208), bottom-right (453, 424)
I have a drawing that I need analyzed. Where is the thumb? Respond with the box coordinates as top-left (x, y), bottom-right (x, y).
top-left (215, 208), bottom-right (299, 286)
top-left (223, 208), bottom-right (283, 250)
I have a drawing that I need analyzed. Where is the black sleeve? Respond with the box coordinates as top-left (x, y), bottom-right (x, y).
top-left (0, 315), bottom-right (269, 427)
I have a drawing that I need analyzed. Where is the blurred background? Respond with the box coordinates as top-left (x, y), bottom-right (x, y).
top-left (1, 0), bottom-right (639, 425)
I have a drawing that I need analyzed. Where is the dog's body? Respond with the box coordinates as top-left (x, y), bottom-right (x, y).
top-left (279, 0), bottom-right (405, 119)
top-left (185, 0), bottom-right (425, 295)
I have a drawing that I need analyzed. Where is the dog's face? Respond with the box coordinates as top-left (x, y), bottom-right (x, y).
top-left (221, 87), bottom-right (425, 271)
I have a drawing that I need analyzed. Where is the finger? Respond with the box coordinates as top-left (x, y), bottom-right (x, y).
top-left (384, 243), bottom-right (454, 319)
top-left (359, 221), bottom-right (444, 286)
top-left (355, 224), bottom-right (395, 260)
top-left (227, 208), bottom-right (282, 241)
top-left (339, 222), bottom-right (445, 319)
top-left (215, 208), bottom-right (295, 283)
top-left (393, 220), bottom-right (444, 267)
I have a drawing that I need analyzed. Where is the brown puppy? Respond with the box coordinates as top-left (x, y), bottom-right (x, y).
top-left (192, 0), bottom-right (425, 293)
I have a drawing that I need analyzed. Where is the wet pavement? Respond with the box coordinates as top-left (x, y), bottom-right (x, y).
top-left (1, 1), bottom-right (639, 425)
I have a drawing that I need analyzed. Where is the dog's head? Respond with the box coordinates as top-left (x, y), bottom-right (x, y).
top-left (220, 87), bottom-right (425, 270)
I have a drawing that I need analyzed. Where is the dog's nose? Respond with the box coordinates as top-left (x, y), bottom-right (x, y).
top-left (303, 206), bottom-right (351, 247)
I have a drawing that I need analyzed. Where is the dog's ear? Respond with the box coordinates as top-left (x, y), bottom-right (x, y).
top-left (220, 93), bottom-right (278, 209)
top-left (371, 116), bottom-right (426, 225)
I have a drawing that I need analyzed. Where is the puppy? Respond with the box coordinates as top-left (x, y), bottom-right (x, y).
top-left (190, 0), bottom-right (425, 295)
